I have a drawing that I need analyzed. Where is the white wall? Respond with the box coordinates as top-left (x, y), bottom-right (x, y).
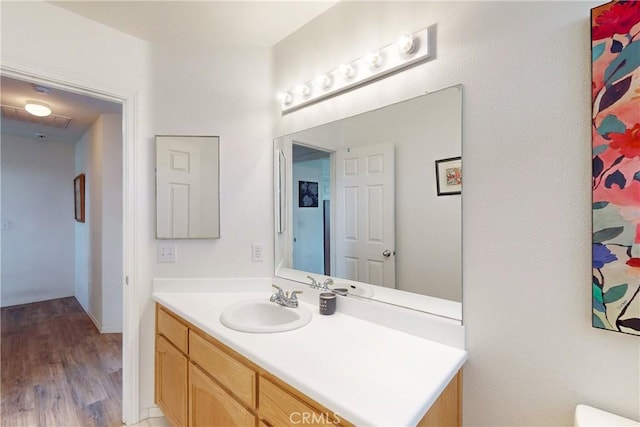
top-left (74, 133), bottom-right (90, 310)
top-left (74, 114), bottom-right (123, 332)
top-left (150, 43), bottom-right (273, 277)
top-left (1, 134), bottom-right (75, 306)
top-left (100, 114), bottom-right (123, 332)
top-left (274, 2), bottom-right (640, 425)
top-left (293, 158), bottom-right (326, 274)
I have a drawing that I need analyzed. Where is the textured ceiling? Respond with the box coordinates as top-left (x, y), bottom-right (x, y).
top-left (49, 1), bottom-right (338, 47)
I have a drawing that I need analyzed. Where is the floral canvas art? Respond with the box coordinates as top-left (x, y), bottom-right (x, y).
top-left (591, 1), bottom-right (640, 335)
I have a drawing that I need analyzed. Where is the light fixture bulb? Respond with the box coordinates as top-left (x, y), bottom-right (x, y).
top-left (316, 73), bottom-right (333, 90)
top-left (279, 92), bottom-right (293, 105)
top-left (397, 32), bottom-right (416, 54)
top-left (367, 51), bottom-right (383, 68)
top-left (340, 63), bottom-right (356, 79)
top-left (298, 84), bottom-right (312, 98)
top-left (24, 101), bottom-right (52, 117)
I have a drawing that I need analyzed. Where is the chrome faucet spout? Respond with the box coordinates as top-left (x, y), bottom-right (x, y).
top-left (270, 285), bottom-right (302, 308)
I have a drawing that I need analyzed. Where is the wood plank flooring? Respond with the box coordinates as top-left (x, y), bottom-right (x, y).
top-left (1, 297), bottom-right (122, 427)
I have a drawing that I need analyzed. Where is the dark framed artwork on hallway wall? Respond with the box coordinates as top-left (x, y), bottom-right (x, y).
top-left (299, 180), bottom-right (319, 207)
top-left (591, 1), bottom-right (640, 336)
top-left (74, 173), bottom-right (85, 223)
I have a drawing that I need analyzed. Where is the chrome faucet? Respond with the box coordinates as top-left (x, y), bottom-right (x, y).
top-left (270, 285), bottom-right (302, 308)
top-left (321, 278), bottom-right (333, 290)
top-left (307, 276), bottom-right (333, 291)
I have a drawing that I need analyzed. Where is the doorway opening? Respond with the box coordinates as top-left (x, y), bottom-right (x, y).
top-left (0, 68), bottom-right (137, 424)
top-left (292, 143), bottom-right (332, 276)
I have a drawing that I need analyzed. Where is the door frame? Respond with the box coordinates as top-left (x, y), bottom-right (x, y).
top-left (0, 62), bottom-right (140, 424)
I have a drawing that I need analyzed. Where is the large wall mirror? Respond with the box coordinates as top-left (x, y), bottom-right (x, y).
top-left (274, 85), bottom-right (462, 320)
top-left (156, 135), bottom-right (220, 239)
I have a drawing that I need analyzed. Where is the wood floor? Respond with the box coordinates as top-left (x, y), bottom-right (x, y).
top-left (1, 297), bottom-right (122, 427)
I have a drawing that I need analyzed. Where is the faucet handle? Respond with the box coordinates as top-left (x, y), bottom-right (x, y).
top-left (306, 276), bottom-right (318, 287)
top-left (289, 290), bottom-right (303, 306)
top-left (272, 284), bottom-right (283, 294)
top-left (322, 278), bottom-right (334, 289)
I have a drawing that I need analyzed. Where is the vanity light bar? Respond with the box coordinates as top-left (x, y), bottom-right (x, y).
top-left (279, 28), bottom-right (430, 114)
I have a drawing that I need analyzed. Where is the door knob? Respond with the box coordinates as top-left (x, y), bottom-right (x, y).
top-left (383, 249), bottom-right (392, 257)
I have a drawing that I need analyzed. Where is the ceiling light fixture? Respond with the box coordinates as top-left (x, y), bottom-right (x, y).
top-left (298, 84), bottom-right (312, 98)
top-left (367, 51), bottom-right (383, 68)
top-left (279, 92), bottom-right (293, 106)
top-left (317, 73), bottom-right (334, 90)
top-left (340, 63), bottom-right (356, 80)
top-left (279, 28), bottom-right (430, 114)
top-left (24, 101), bottom-right (52, 117)
top-left (396, 32), bottom-right (416, 54)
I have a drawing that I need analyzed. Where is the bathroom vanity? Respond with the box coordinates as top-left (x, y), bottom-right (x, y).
top-left (152, 281), bottom-right (466, 426)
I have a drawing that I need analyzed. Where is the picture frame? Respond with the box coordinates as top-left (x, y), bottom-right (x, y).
top-left (590, 1), bottom-right (640, 336)
top-left (298, 180), bottom-right (319, 207)
top-left (435, 157), bottom-right (462, 196)
top-left (74, 173), bottom-right (85, 223)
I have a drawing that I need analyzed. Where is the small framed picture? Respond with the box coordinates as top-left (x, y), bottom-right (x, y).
top-left (74, 173), bottom-right (85, 222)
top-left (298, 180), bottom-right (319, 207)
top-left (435, 157), bottom-right (462, 196)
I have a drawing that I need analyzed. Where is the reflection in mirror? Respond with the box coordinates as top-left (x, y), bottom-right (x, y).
top-left (275, 85), bottom-right (462, 319)
top-left (156, 135), bottom-right (220, 239)
top-left (276, 149), bottom-right (286, 234)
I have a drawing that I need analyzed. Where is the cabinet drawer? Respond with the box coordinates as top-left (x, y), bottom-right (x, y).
top-left (157, 306), bottom-right (188, 354)
top-left (189, 330), bottom-right (256, 408)
top-left (259, 376), bottom-right (339, 426)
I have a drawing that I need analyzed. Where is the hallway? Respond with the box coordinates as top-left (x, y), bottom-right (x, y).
top-left (1, 297), bottom-right (122, 426)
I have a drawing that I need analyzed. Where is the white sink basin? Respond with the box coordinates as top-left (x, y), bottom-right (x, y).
top-left (220, 299), bottom-right (312, 333)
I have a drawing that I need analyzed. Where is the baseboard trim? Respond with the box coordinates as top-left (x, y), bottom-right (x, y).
top-left (86, 310), bottom-right (103, 332)
top-left (145, 406), bottom-right (164, 419)
top-left (100, 326), bottom-right (123, 334)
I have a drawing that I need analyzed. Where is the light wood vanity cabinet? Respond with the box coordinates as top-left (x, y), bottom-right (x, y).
top-left (155, 304), bottom-right (461, 427)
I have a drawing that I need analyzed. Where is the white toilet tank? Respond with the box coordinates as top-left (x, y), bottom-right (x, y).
top-left (575, 405), bottom-right (639, 427)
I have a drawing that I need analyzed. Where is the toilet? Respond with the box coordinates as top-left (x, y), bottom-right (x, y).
top-left (575, 405), bottom-right (639, 426)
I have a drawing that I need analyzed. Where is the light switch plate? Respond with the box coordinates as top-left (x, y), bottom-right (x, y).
top-left (158, 243), bottom-right (176, 263)
top-left (252, 243), bottom-right (264, 262)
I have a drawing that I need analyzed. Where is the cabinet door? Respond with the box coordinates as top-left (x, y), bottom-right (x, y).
top-left (259, 376), bottom-right (339, 427)
top-left (156, 336), bottom-right (188, 427)
top-left (189, 362), bottom-right (256, 427)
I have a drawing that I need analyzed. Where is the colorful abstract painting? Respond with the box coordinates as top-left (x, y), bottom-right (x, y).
top-left (591, 1), bottom-right (640, 335)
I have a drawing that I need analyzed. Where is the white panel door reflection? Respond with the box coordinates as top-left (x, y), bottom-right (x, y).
top-left (156, 136), bottom-right (219, 239)
top-left (336, 143), bottom-right (395, 288)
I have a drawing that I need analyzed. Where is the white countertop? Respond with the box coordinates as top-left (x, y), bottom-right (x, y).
top-left (152, 283), bottom-right (467, 426)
